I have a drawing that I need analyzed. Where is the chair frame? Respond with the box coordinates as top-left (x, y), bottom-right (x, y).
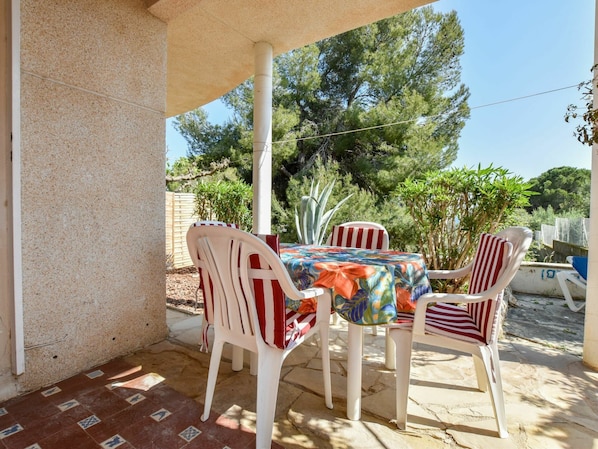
top-left (556, 255), bottom-right (587, 312)
top-left (187, 225), bottom-right (333, 449)
top-left (387, 226), bottom-right (533, 439)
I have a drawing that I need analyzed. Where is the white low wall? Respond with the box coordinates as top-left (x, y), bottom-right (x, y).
top-left (511, 261), bottom-right (585, 300)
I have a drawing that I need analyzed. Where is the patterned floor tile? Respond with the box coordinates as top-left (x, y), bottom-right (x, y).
top-left (178, 425), bottom-right (202, 442)
top-left (0, 423), bottom-right (23, 439)
top-left (78, 415), bottom-right (101, 430)
top-left (86, 370), bottom-right (105, 380)
top-left (149, 408), bottom-right (172, 422)
top-left (99, 434), bottom-right (127, 448)
top-left (125, 392), bottom-right (146, 405)
top-left (41, 386), bottom-right (62, 397)
top-left (57, 399), bottom-right (81, 412)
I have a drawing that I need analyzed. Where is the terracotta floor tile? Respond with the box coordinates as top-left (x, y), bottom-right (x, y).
top-left (164, 399), bottom-right (203, 428)
top-left (99, 359), bottom-right (144, 380)
top-left (84, 397), bottom-right (158, 443)
top-left (52, 373), bottom-right (101, 399)
top-left (142, 383), bottom-right (198, 413)
top-left (0, 416), bottom-right (64, 449)
top-left (76, 387), bottom-right (131, 421)
top-left (199, 413), bottom-right (256, 449)
top-left (2, 394), bottom-right (59, 428)
top-left (0, 410), bottom-right (17, 432)
top-left (118, 416), bottom-right (188, 449)
top-left (115, 372), bottom-right (165, 392)
top-left (55, 399), bottom-right (96, 423)
top-left (182, 432), bottom-right (239, 449)
top-left (36, 422), bottom-right (99, 449)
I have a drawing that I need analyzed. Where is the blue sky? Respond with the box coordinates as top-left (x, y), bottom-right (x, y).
top-left (166, 0), bottom-right (595, 181)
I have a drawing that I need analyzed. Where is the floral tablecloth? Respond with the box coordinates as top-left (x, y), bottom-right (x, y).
top-left (280, 244), bottom-right (431, 325)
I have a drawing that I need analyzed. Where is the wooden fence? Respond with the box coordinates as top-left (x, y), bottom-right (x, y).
top-left (166, 192), bottom-right (198, 269)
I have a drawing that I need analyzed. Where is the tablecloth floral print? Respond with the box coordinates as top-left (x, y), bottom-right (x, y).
top-left (280, 244), bottom-right (431, 325)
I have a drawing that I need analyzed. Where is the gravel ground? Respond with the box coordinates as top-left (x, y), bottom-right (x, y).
top-left (166, 267), bottom-right (203, 315)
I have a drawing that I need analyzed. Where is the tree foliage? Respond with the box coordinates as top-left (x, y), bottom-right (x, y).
top-left (172, 6), bottom-right (470, 204)
top-left (527, 166), bottom-right (590, 217)
top-left (194, 180), bottom-right (253, 231)
top-left (396, 165), bottom-right (532, 291)
top-left (565, 65), bottom-right (598, 146)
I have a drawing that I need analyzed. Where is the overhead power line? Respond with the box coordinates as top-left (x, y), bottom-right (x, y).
top-left (272, 83), bottom-right (582, 145)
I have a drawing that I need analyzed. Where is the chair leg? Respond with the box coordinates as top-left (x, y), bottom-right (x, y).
top-left (199, 318), bottom-right (209, 352)
top-left (255, 347), bottom-right (284, 449)
top-left (249, 351), bottom-right (258, 376)
top-left (389, 328), bottom-right (413, 430)
top-left (478, 345), bottom-right (508, 438)
top-left (232, 346), bottom-right (244, 371)
top-left (472, 354), bottom-right (488, 392)
top-left (201, 338), bottom-right (224, 422)
top-left (319, 324), bottom-right (333, 409)
top-left (331, 312), bottom-right (339, 325)
top-left (371, 325), bottom-right (378, 336)
top-left (385, 328), bottom-right (396, 370)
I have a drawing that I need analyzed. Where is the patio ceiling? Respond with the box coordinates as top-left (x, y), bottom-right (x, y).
top-left (146, 0), bottom-right (435, 117)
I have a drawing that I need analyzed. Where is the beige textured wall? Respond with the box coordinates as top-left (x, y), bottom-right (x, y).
top-left (18, 0), bottom-right (167, 391)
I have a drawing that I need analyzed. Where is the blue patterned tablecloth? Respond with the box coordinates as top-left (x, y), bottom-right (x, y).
top-left (280, 244), bottom-right (431, 325)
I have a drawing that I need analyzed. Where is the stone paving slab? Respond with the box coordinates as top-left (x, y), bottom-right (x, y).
top-left (139, 295), bottom-right (597, 448)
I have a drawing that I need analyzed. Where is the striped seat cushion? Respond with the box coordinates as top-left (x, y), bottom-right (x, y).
top-left (393, 233), bottom-right (510, 345)
top-left (249, 234), bottom-right (318, 349)
top-left (329, 225), bottom-right (386, 250)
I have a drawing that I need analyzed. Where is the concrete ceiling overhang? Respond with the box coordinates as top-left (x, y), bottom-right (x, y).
top-left (146, 0), bottom-right (434, 117)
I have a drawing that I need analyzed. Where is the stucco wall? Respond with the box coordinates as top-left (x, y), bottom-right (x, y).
top-left (18, 0), bottom-right (167, 391)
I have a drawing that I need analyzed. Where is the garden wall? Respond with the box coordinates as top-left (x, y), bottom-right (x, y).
top-left (166, 192), bottom-right (198, 269)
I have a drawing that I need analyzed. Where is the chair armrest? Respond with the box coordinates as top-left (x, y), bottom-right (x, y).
top-left (290, 286), bottom-right (331, 321)
top-left (427, 263), bottom-right (472, 280)
top-left (291, 287), bottom-right (326, 300)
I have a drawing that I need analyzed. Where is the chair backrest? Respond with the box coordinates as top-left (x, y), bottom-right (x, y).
top-left (326, 221), bottom-right (389, 250)
top-left (192, 221), bottom-right (239, 327)
top-left (187, 225), bottom-right (298, 350)
top-left (570, 255), bottom-right (588, 280)
top-left (466, 227), bottom-right (533, 344)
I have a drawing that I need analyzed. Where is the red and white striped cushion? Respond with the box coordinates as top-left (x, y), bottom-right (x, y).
top-left (466, 233), bottom-right (510, 343)
top-left (249, 234), bottom-right (318, 349)
top-left (393, 233), bottom-right (510, 345)
top-left (329, 225), bottom-right (386, 250)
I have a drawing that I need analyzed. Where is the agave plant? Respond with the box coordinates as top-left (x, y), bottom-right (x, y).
top-left (295, 180), bottom-right (352, 245)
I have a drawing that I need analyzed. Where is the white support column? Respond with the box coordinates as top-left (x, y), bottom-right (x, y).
top-left (252, 41), bottom-right (273, 234)
top-left (583, 0), bottom-right (598, 370)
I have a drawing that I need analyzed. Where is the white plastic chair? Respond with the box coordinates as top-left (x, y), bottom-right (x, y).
top-left (191, 221), bottom-right (239, 354)
top-left (556, 255), bottom-right (587, 312)
top-left (186, 225), bottom-right (333, 449)
top-left (387, 226), bottom-right (532, 438)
